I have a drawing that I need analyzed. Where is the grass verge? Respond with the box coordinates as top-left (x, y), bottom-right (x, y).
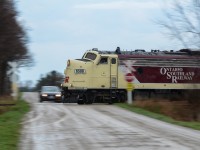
top-left (115, 103), bottom-right (200, 131)
top-left (0, 98), bottom-right (30, 150)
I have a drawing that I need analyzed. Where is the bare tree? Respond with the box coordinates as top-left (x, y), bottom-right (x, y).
top-left (158, 0), bottom-right (200, 121)
top-left (160, 0), bottom-right (200, 48)
top-left (0, 0), bottom-right (33, 95)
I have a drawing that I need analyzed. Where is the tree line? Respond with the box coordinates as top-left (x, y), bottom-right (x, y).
top-left (20, 70), bottom-right (64, 92)
top-left (35, 71), bottom-right (64, 91)
top-left (0, 0), bottom-right (33, 95)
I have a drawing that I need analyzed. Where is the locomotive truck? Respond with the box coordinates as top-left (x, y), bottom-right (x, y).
top-left (62, 47), bottom-right (200, 104)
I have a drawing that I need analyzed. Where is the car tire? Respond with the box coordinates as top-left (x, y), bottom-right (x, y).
top-left (56, 100), bottom-right (62, 103)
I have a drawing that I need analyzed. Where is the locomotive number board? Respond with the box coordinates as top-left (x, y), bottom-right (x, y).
top-left (74, 69), bottom-right (86, 74)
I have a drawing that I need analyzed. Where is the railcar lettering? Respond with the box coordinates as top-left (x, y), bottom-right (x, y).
top-left (165, 67), bottom-right (183, 72)
top-left (160, 67), bottom-right (194, 83)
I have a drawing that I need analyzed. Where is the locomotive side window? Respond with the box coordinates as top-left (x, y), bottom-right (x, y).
top-left (111, 58), bottom-right (116, 64)
top-left (99, 57), bottom-right (108, 64)
top-left (85, 53), bottom-right (97, 60)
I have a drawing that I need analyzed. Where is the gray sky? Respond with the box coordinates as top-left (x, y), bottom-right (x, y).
top-left (17, 0), bottom-right (182, 86)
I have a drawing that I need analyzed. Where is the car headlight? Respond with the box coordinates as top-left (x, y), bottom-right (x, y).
top-left (55, 94), bottom-right (61, 97)
top-left (42, 93), bottom-right (48, 97)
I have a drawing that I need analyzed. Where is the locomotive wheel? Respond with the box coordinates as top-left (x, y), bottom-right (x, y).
top-left (85, 93), bottom-right (93, 104)
top-left (77, 100), bottom-right (84, 105)
top-left (62, 95), bottom-right (70, 103)
top-left (61, 96), bottom-right (65, 103)
top-left (108, 100), bottom-right (113, 105)
top-left (77, 95), bottom-right (86, 105)
top-left (120, 93), bottom-right (127, 103)
top-left (85, 101), bottom-right (91, 104)
top-left (108, 96), bottom-right (114, 104)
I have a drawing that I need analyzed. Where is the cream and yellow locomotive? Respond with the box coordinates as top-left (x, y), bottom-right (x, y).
top-left (62, 47), bottom-right (200, 104)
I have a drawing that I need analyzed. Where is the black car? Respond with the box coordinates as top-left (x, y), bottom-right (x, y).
top-left (39, 86), bottom-right (62, 103)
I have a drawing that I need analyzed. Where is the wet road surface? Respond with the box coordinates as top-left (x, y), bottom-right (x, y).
top-left (19, 92), bottom-right (200, 150)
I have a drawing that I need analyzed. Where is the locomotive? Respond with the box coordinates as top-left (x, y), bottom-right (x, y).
top-left (62, 47), bottom-right (200, 104)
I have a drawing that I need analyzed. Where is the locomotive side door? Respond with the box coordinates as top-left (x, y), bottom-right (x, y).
top-left (110, 57), bottom-right (118, 88)
top-left (94, 57), bottom-right (111, 88)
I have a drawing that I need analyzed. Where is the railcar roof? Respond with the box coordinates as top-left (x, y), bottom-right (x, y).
top-left (88, 48), bottom-right (200, 59)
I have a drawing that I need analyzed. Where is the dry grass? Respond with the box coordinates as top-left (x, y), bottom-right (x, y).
top-left (0, 96), bottom-right (16, 115)
top-left (133, 99), bottom-right (199, 121)
top-left (0, 96), bottom-right (15, 102)
top-left (133, 90), bottom-right (200, 122)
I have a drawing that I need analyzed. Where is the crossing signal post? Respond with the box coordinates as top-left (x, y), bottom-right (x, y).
top-left (125, 73), bottom-right (134, 104)
top-left (7, 62), bottom-right (19, 100)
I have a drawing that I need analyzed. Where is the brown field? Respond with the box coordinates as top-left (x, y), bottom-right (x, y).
top-left (0, 96), bottom-right (16, 114)
top-left (133, 99), bottom-right (200, 121)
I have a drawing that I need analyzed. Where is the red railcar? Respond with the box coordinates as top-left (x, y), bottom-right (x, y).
top-left (119, 49), bottom-right (200, 85)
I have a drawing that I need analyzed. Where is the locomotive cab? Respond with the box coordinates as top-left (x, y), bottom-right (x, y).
top-left (62, 49), bottom-right (123, 104)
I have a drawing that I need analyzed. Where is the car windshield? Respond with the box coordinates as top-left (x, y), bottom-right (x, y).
top-left (42, 86), bottom-right (60, 92)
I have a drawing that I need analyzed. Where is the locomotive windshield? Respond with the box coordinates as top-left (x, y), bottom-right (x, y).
top-left (84, 52), bottom-right (97, 60)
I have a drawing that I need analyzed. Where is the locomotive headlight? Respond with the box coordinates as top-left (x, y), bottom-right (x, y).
top-left (67, 60), bottom-right (70, 67)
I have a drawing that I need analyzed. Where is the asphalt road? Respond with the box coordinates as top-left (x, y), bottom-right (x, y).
top-left (19, 92), bottom-right (200, 150)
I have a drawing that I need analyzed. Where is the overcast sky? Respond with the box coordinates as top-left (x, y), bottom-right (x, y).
top-left (16, 0), bottom-right (182, 87)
